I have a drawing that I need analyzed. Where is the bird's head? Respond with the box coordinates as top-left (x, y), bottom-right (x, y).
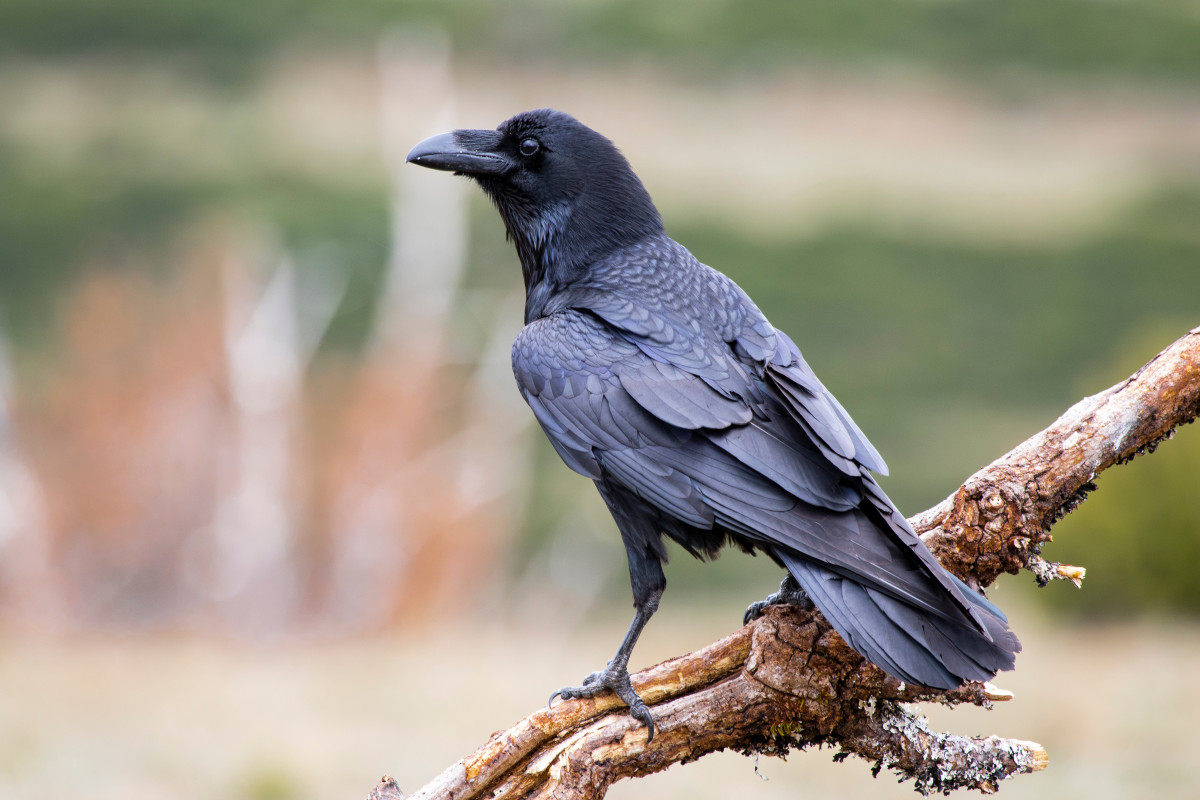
top-left (406, 109), bottom-right (663, 288)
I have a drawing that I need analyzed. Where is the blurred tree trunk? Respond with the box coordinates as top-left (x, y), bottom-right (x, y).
top-left (375, 326), bottom-right (1200, 800)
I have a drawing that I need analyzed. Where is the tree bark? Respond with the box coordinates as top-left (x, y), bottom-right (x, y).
top-left (373, 326), bottom-right (1200, 800)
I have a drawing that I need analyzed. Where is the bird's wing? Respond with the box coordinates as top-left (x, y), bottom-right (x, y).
top-left (513, 309), bottom-right (729, 528)
top-left (765, 328), bottom-right (889, 476)
top-left (570, 246), bottom-right (889, 478)
top-left (513, 309), bottom-right (967, 618)
top-left (513, 309), bottom-right (862, 517)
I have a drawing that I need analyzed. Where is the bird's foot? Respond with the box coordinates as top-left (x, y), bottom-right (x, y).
top-left (743, 575), bottom-right (814, 625)
top-left (548, 664), bottom-right (656, 741)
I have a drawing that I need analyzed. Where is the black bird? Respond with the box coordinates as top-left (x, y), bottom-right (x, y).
top-left (407, 109), bottom-right (1019, 739)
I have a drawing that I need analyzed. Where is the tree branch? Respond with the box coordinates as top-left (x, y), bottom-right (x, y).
top-left (375, 326), bottom-right (1200, 800)
top-left (913, 325), bottom-right (1200, 587)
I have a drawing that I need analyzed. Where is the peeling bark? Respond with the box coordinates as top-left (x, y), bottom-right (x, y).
top-left (913, 327), bottom-right (1200, 586)
top-left (372, 327), bottom-right (1199, 800)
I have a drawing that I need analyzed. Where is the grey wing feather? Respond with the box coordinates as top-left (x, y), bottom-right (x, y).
top-left (767, 329), bottom-right (889, 476)
top-left (618, 358), bottom-right (752, 430)
top-left (512, 309), bottom-right (734, 479)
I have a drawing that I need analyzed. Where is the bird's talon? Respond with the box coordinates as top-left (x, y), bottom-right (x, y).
top-left (743, 600), bottom-right (768, 625)
top-left (550, 665), bottom-right (656, 737)
top-left (630, 702), bottom-right (656, 742)
top-left (744, 576), bottom-right (814, 624)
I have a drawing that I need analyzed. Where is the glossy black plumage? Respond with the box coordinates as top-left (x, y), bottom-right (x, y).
top-left (407, 109), bottom-right (1019, 723)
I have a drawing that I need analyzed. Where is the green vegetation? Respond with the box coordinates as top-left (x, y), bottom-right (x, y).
top-left (2, 0), bottom-right (1199, 83)
top-left (0, 134), bottom-right (390, 355)
top-left (685, 189), bottom-right (1200, 413)
top-left (248, 177), bottom-right (391, 353)
top-left (0, 139), bottom-right (208, 347)
top-left (582, 0), bottom-right (1200, 82)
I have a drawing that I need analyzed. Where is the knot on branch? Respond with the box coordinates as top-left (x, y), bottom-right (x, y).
top-left (923, 479), bottom-right (1042, 586)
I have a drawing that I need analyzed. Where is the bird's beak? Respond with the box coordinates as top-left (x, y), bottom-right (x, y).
top-left (405, 129), bottom-right (514, 176)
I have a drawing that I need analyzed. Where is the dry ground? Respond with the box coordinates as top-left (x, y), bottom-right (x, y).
top-left (2, 594), bottom-right (1198, 800)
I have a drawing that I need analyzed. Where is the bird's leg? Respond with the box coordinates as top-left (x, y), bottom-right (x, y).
top-left (549, 544), bottom-right (664, 741)
top-left (744, 573), bottom-right (814, 624)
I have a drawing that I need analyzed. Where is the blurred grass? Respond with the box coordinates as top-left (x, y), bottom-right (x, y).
top-left (0, 134), bottom-right (390, 356)
top-left (0, 137), bottom-right (211, 349)
top-left (3, 610), bottom-right (1200, 799)
top-left (3, 0), bottom-right (1200, 84)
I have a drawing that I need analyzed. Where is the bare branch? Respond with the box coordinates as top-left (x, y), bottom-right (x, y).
top-left (380, 327), bottom-right (1199, 800)
top-left (914, 326), bottom-right (1200, 586)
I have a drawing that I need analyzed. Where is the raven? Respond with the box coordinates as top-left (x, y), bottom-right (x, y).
top-left (407, 109), bottom-right (1019, 739)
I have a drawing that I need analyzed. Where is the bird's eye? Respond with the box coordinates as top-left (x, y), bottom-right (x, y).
top-left (519, 138), bottom-right (541, 157)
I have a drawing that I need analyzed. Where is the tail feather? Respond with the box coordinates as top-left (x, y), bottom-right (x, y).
top-left (779, 550), bottom-right (1018, 689)
top-left (867, 585), bottom-right (1012, 680)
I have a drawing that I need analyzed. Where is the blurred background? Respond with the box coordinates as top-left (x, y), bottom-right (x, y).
top-left (1, 1), bottom-right (1199, 798)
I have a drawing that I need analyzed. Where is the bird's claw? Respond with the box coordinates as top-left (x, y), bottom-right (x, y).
top-left (744, 575), bottom-right (813, 624)
top-left (548, 666), bottom-right (656, 742)
top-left (549, 670), bottom-right (605, 707)
top-left (742, 599), bottom-right (770, 625)
top-left (626, 697), bottom-right (656, 741)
